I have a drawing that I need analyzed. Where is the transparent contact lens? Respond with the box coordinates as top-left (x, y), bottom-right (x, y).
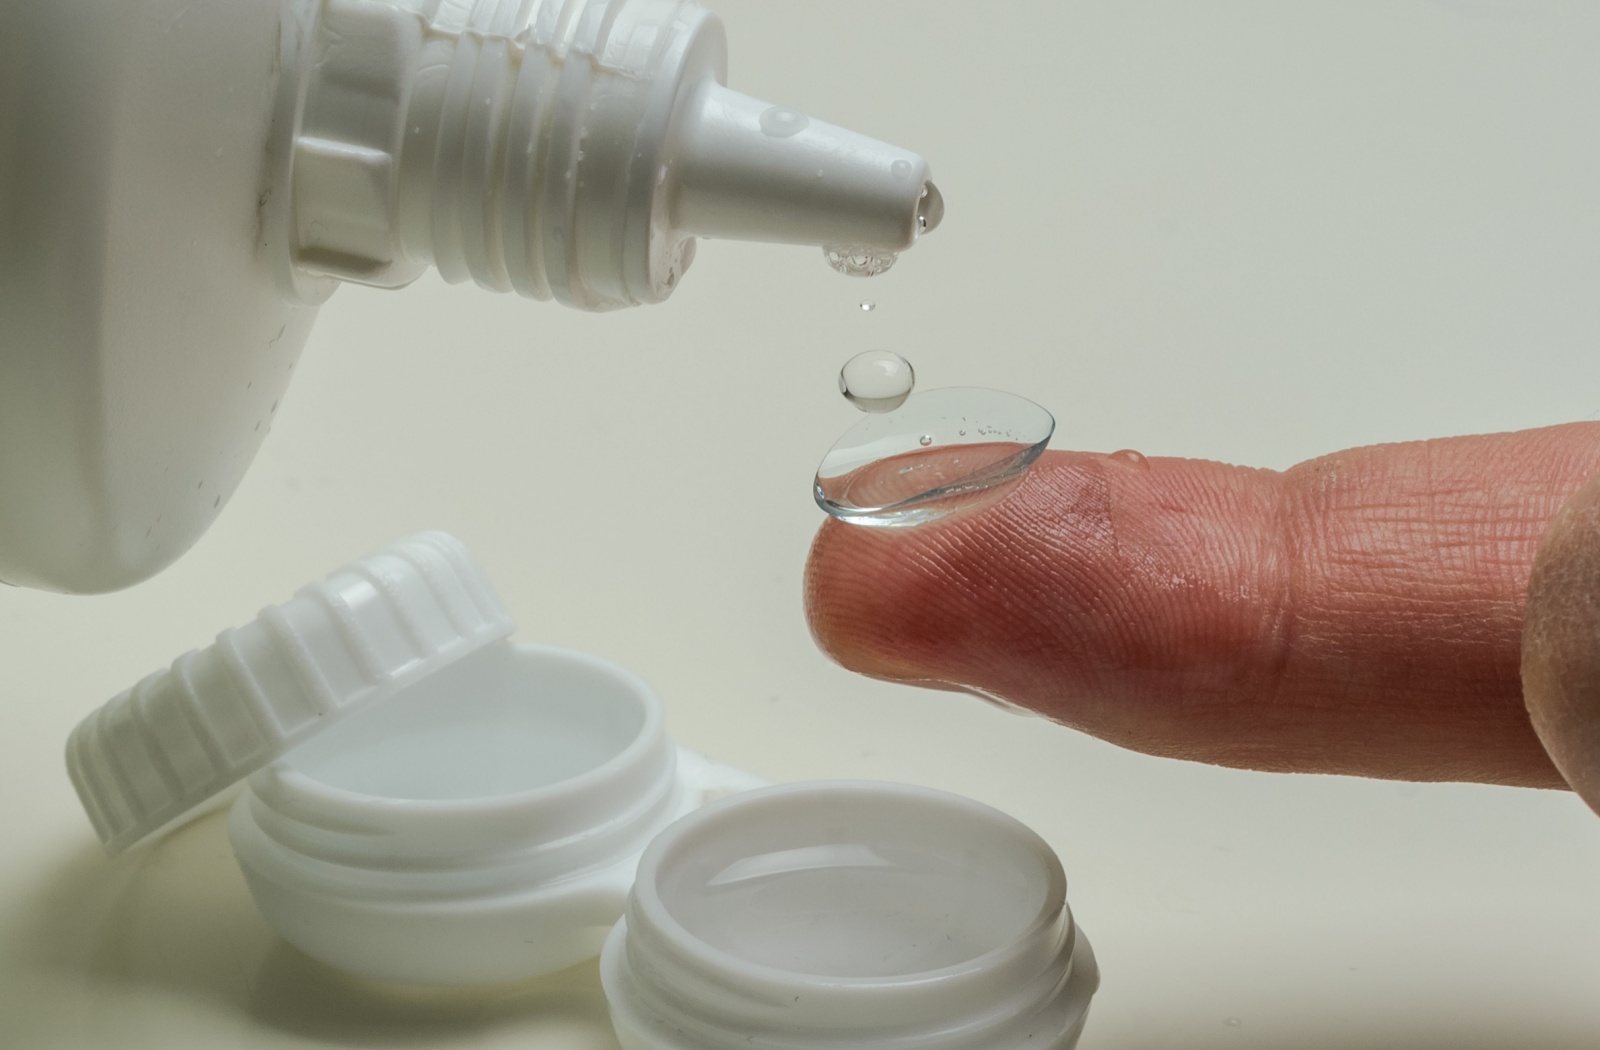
top-left (815, 387), bottom-right (1054, 528)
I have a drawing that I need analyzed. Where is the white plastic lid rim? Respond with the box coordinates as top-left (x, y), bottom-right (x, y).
top-left (601, 781), bottom-right (1099, 1050)
top-left (229, 639), bottom-right (689, 986)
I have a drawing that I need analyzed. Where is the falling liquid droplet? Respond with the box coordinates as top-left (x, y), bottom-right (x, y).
top-left (824, 245), bottom-right (898, 277)
top-left (1109, 448), bottom-right (1149, 470)
top-left (839, 350), bottom-right (915, 413)
top-left (859, 302), bottom-right (876, 312)
top-left (815, 388), bottom-right (1054, 528)
top-left (759, 106), bottom-right (810, 138)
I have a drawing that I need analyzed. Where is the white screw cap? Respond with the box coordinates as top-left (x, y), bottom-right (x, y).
top-left (64, 532), bottom-right (515, 852)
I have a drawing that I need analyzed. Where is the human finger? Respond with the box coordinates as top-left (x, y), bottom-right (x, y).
top-left (805, 424), bottom-right (1600, 787)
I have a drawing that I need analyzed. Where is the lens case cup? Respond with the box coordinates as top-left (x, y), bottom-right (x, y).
top-left (65, 533), bottom-right (1098, 1047)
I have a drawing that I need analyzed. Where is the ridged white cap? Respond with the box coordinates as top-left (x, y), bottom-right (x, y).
top-left (65, 533), bottom-right (515, 852)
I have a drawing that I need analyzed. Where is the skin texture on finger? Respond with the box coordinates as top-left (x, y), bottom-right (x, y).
top-left (805, 423), bottom-right (1600, 787)
top-left (1523, 472), bottom-right (1600, 814)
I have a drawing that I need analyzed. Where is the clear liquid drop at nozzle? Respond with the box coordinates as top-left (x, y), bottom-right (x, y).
top-left (822, 180), bottom-right (941, 276)
top-left (917, 181), bottom-right (945, 235)
top-left (816, 387), bottom-right (1054, 528)
top-left (839, 350), bottom-right (915, 413)
top-left (824, 245), bottom-right (898, 277)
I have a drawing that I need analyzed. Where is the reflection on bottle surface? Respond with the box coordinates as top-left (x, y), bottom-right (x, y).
top-left (815, 387), bottom-right (1054, 528)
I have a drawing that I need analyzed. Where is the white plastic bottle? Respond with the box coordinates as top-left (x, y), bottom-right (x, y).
top-left (0, 0), bottom-right (940, 594)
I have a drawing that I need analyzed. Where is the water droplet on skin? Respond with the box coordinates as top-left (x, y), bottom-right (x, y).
top-left (890, 158), bottom-right (914, 179)
top-left (815, 387), bottom-right (1054, 528)
top-left (759, 106), bottom-right (810, 138)
top-left (1109, 448), bottom-right (1149, 469)
top-left (859, 301), bottom-right (875, 312)
top-left (838, 350), bottom-right (915, 413)
top-left (824, 245), bottom-right (898, 277)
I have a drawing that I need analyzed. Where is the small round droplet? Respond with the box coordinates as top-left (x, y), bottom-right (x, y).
top-left (859, 301), bottom-right (876, 312)
top-left (824, 245), bottom-right (898, 277)
top-left (1108, 448), bottom-right (1149, 470)
top-left (916, 182), bottom-right (946, 238)
top-left (918, 434), bottom-right (934, 447)
top-left (838, 350), bottom-right (915, 413)
top-left (759, 106), bottom-right (810, 138)
top-left (1224, 1018), bottom-right (1242, 1028)
top-left (890, 158), bottom-right (914, 179)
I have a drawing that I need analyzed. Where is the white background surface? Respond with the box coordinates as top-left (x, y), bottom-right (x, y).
top-left (5, 1), bottom-right (1600, 1046)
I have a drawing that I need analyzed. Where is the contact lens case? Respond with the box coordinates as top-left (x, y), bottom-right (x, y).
top-left (65, 533), bottom-right (1097, 1046)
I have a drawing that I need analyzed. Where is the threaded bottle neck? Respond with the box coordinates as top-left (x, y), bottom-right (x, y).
top-left (285, 0), bottom-right (723, 309)
top-left (277, 0), bottom-right (941, 312)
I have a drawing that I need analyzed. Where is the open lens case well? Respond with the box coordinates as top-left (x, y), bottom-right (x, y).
top-left (65, 533), bottom-right (1098, 1047)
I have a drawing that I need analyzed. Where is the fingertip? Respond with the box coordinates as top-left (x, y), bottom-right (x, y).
top-left (801, 453), bottom-right (1135, 707)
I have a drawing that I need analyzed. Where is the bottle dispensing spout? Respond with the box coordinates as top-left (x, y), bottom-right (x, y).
top-left (668, 81), bottom-right (941, 251)
top-left (277, 0), bottom-right (940, 310)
